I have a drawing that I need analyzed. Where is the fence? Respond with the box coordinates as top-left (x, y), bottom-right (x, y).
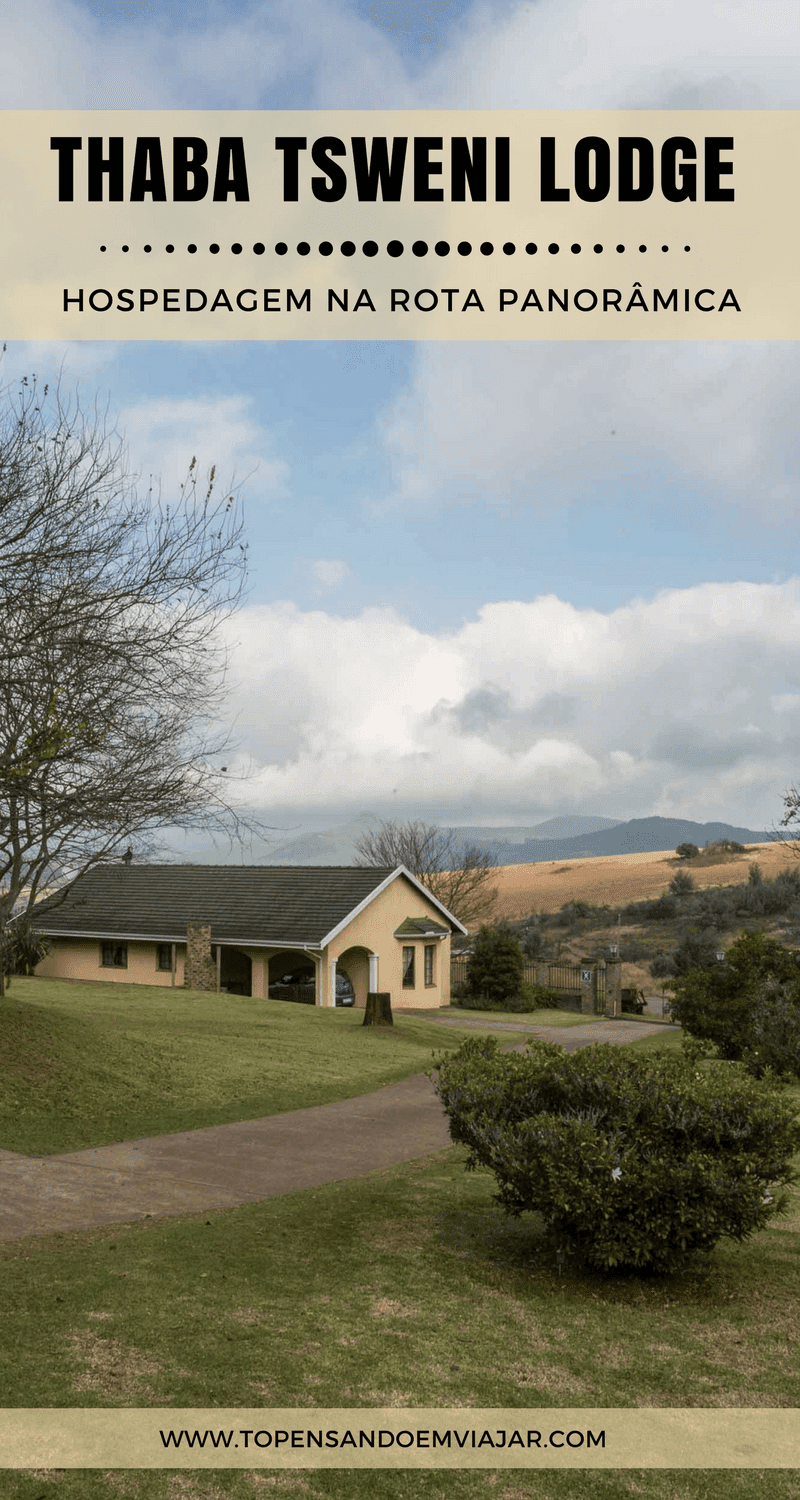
top-left (545, 961), bottom-right (582, 993)
top-left (451, 955), bottom-right (612, 1015)
top-left (450, 958), bottom-right (582, 989)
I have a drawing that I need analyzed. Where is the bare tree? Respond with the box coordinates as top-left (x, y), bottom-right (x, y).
top-left (777, 787), bottom-right (800, 855)
top-left (353, 819), bottom-right (498, 929)
top-left (0, 364), bottom-right (257, 977)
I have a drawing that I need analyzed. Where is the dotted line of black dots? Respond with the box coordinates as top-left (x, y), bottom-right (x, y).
top-left (101, 241), bottom-right (692, 257)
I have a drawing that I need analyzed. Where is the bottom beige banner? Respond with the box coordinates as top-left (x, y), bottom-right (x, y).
top-left (0, 1408), bottom-right (798, 1469)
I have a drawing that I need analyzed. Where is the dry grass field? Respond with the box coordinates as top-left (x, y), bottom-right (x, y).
top-left (491, 839), bottom-right (792, 920)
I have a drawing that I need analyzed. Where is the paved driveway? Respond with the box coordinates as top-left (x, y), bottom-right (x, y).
top-left (425, 1016), bottom-right (678, 1050)
top-left (0, 1018), bottom-right (677, 1243)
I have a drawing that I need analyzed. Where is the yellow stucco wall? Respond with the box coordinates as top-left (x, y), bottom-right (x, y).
top-left (35, 938), bottom-right (186, 986)
top-left (324, 874), bottom-right (453, 1010)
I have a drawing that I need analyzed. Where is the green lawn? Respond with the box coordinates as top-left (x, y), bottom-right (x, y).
top-left (1, 1085), bottom-right (798, 1500)
top-left (0, 978), bottom-right (545, 1155)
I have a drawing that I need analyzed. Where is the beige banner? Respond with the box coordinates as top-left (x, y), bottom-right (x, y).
top-left (0, 1408), bottom-right (798, 1469)
top-left (1, 110), bottom-right (797, 339)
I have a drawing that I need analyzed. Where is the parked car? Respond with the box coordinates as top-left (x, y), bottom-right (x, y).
top-left (268, 967), bottom-right (355, 1007)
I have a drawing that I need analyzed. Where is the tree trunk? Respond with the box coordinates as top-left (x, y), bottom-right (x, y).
top-left (363, 991), bottom-right (393, 1027)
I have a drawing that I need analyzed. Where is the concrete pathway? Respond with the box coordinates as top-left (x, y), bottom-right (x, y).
top-left (0, 1019), bottom-right (677, 1243)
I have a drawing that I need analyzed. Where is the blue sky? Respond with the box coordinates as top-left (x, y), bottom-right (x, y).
top-left (4, 0), bottom-right (800, 834)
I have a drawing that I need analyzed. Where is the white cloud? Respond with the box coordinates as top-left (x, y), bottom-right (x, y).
top-left (221, 580), bottom-right (800, 826)
top-left (425, 0), bottom-right (800, 110)
top-left (2, 0), bottom-right (798, 112)
top-left (117, 394), bottom-right (290, 506)
top-left (0, 342), bottom-right (119, 383)
top-left (311, 558), bottom-right (351, 587)
top-left (0, 0), bottom-right (415, 109)
top-left (376, 341), bottom-right (800, 521)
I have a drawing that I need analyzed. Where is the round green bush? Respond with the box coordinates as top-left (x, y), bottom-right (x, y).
top-left (669, 932), bottom-right (800, 1078)
top-left (464, 923), bottom-right (525, 1008)
top-left (433, 1036), bottom-right (800, 1274)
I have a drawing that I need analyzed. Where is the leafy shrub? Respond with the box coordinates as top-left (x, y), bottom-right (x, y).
top-left (673, 927), bottom-right (724, 975)
top-left (705, 839), bottom-right (745, 854)
top-left (649, 927), bottom-right (722, 980)
top-left (669, 871), bottom-right (695, 896)
top-left (618, 938), bottom-right (652, 962)
top-left (513, 982), bottom-right (562, 1010)
top-left (464, 923), bottom-right (525, 1008)
top-left (741, 979), bottom-right (800, 1080)
top-left (432, 1036), bottom-right (800, 1274)
top-left (646, 893), bottom-right (678, 921)
top-left (675, 842), bottom-right (699, 859)
top-left (555, 899), bottom-right (595, 926)
top-left (2, 919), bottom-right (51, 978)
top-left (454, 980), bottom-right (561, 1013)
top-left (521, 928), bottom-right (548, 961)
top-left (669, 932), bottom-right (800, 1078)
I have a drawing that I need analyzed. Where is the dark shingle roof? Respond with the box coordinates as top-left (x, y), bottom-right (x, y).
top-left (31, 865), bottom-right (404, 947)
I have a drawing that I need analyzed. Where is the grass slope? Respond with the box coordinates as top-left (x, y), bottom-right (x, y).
top-left (2, 1057), bottom-right (798, 1500)
top-left (491, 841), bottom-right (790, 921)
top-left (0, 979), bottom-right (548, 1156)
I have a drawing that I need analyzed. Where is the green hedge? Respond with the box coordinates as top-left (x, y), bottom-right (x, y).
top-left (454, 981), bottom-right (562, 1013)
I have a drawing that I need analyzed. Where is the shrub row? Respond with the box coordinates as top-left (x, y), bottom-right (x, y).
top-left (454, 981), bottom-right (562, 1013)
top-left (622, 867), bottom-right (800, 928)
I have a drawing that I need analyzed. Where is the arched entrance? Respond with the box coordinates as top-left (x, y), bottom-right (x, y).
top-left (335, 946), bottom-right (373, 1009)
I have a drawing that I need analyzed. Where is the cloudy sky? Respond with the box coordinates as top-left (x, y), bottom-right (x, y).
top-left (4, 0), bottom-right (800, 837)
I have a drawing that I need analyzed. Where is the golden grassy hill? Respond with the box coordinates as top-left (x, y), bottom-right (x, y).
top-left (490, 840), bottom-right (793, 922)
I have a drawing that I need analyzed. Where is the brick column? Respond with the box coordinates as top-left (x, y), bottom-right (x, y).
top-left (184, 922), bottom-right (218, 992)
top-left (605, 958), bottom-right (622, 1018)
top-left (579, 962), bottom-right (595, 1015)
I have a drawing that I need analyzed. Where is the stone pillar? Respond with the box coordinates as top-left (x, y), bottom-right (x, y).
top-left (329, 955), bottom-right (337, 1008)
top-left (535, 960), bottom-right (550, 987)
top-left (250, 953), bottom-right (267, 1000)
top-left (184, 923), bottom-right (218, 992)
top-left (579, 962), bottom-right (595, 1015)
top-left (368, 953), bottom-right (379, 992)
top-left (605, 958), bottom-right (622, 1018)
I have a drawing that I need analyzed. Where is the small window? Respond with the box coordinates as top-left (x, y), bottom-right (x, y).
top-left (424, 944), bottom-right (435, 986)
top-left (156, 944), bottom-right (172, 972)
top-left (402, 945), bottom-right (416, 988)
top-left (101, 942), bottom-right (127, 969)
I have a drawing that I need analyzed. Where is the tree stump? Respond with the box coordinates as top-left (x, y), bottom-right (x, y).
top-left (363, 991), bottom-right (393, 1027)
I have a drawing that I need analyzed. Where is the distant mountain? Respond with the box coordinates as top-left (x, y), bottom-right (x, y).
top-left (256, 813), bottom-right (769, 869)
top-left (460, 816), bottom-right (772, 868)
top-left (262, 816), bottom-right (381, 866)
top-left (261, 814), bottom-right (622, 866)
top-left (448, 816), bottom-right (622, 846)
